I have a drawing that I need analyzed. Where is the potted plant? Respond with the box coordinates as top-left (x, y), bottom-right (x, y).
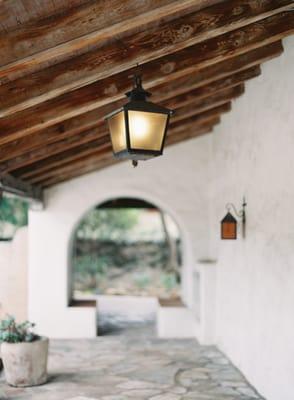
top-left (0, 316), bottom-right (48, 387)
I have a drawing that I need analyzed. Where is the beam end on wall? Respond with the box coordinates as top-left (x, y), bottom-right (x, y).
top-left (0, 173), bottom-right (44, 210)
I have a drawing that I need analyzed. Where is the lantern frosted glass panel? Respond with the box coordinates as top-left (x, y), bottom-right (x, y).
top-left (108, 111), bottom-right (127, 153)
top-left (128, 110), bottom-right (168, 151)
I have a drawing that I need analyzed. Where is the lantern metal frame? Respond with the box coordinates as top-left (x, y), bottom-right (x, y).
top-left (221, 197), bottom-right (247, 240)
top-left (105, 75), bottom-right (174, 162)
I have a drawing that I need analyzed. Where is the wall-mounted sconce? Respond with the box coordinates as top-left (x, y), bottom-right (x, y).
top-left (221, 197), bottom-right (247, 240)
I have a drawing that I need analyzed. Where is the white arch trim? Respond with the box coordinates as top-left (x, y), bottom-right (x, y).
top-left (67, 189), bottom-right (195, 307)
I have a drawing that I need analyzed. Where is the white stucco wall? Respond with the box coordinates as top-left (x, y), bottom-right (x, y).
top-left (210, 37), bottom-right (294, 400)
top-left (27, 36), bottom-right (294, 399)
top-left (0, 227), bottom-right (28, 321)
top-left (28, 133), bottom-right (211, 338)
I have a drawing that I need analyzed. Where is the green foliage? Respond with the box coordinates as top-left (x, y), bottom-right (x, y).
top-left (0, 316), bottom-right (38, 343)
top-left (76, 208), bottom-right (139, 241)
top-left (134, 273), bottom-right (151, 289)
top-left (0, 197), bottom-right (28, 239)
top-left (74, 255), bottom-right (107, 276)
top-left (72, 207), bottom-right (181, 297)
top-left (161, 273), bottom-right (178, 290)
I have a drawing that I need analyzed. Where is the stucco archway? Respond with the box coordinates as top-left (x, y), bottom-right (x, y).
top-left (28, 153), bottom-right (207, 339)
top-left (67, 191), bottom-right (194, 308)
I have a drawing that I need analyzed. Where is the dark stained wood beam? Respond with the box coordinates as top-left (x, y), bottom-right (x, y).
top-left (170, 103), bottom-right (231, 132)
top-left (12, 104), bottom-right (232, 182)
top-left (20, 144), bottom-right (114, 183)
top-left (37, 123), bottom-right (217, 188)
top-left (171, 85), bottom-right (244, 123)
top-left (0, 38), bottom-right (279, 161)
top-left (0, 66), bottom-right (259, 162)
top-left (0, 86), bottom-right (239, 174)
top-left (0, 3), bottom-right (292, 117)
top-left (153, 42), bottom-right (282, 103)
top-left (165, 82), bottom-right (245, 110)
top-left (161, 66), bottom-right (260, 109)
top-left (24, 117), bottom-right (221, 184)
top-left (0, 13), bottom-right (291, 144)
top-left (167, 127), bottom-right (214, 147)
top-left (0, 39), bottom-right (282, 123)
top-left (42, 159), bottom-right (119, 189)
top-left (0, 0), bottom-right (89, 34)
top-left (0, 2), bottom-right (291, 189)
top-left (0, 0), bottom-right (219, 80)
top-left (0, 174), bottom-right (43, 207)
top-left (29, 154), bottom-right (115, 185)
top-left (14, 111), bottom-right (224, 181)
top-left (0, 131), bottom-right (110, 175)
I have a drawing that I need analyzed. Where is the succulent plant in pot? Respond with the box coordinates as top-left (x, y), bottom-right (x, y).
top-left (0, 316), bottom-right (49, 387)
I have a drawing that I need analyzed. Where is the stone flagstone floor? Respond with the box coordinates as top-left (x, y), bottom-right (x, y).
top-left (0, 336), bottom-right (265, 400)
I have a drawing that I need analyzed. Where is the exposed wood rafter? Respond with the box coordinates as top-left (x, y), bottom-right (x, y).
top-left (0, 0), bottom-right (220, 81)
top-left (0, 0), bottom-right (291, 117)
top-left (0, 0), bottom-right (292, 190)
top-left (0, 174), bottom-right (43, 208)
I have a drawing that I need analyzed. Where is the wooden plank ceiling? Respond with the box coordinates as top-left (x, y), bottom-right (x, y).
top-left (0, 0), bottom-right (293, 193)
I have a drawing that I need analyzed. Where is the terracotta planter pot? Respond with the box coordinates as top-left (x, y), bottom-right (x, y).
top-left (1, 337), bottom-right (49, 387)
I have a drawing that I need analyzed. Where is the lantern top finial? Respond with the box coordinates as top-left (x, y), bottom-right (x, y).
top-left (125, 74), bottom-right (151, 101)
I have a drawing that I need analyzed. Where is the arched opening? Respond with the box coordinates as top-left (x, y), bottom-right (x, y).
top-left (70, 196), bottom-right (184, 336)
top-left (0, 196), bottom-right (28, 241)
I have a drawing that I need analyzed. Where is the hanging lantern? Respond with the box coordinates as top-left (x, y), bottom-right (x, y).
top-left (105, 75), bottom-right (173, 166)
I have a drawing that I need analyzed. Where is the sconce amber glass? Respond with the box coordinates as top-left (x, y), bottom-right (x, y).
top-left (221, 212), bottom-right (237, 240)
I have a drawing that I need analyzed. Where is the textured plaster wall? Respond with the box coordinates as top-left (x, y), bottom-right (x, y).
top-left (210, 37), bottom-right (294, 400)
top-left (27, 36), bottom-right (293, 399)
top-left (0, 228), bottom-right (28, 321)
top-left (28, 134), bottom-right (211, 338)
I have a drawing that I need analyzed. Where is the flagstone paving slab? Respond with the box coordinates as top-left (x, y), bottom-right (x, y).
top-left (0, 337), bottom-right (265, 400)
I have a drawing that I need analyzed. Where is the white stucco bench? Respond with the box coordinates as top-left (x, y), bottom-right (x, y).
top-left (156, 298), bottom-right (196, 338)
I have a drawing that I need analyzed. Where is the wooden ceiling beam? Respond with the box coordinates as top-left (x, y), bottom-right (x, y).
top-left (0, 66), bottom-right (259, 162)
top-left (171, 85), bottom-right (244, 123)
top-left (20, 143), bottom-right (114, 183)
top-left (14, 108), bottom-right (230, 180)
top-left (42, 159), bottom-right (118, 189)
top-left (164, 78), bottom-right (250, 109)
top-left (0, 0), bottom-right (219, 81)
top-left (167, 127), bottom-right (214, 147)
top-left (0, 3), bottom-right (291, 117)
top-left (153, 41), bottom-right (282, 102)
top-left (0, 87), bottom-right (239, 174)
top-left (15, 112), bottom-right (224, 181)
top-left (170, 103), bottom-right (231, 132)
top-left (0, 131), bottom-right (110, 175)
top-left (0, 174), bottom-right (43, 208)
top-left (0, 40), bottom-right (281, 122)
top-left (27, 119), bottom-right (220, 184)
top-left (29, 154), bottom-right (116, 185)
top-left (0, 0), bottom-right (89, 34)
top-left (35, 123), bottom-right (217, 188)
top-left (1, 13), bottom-right (291, 144)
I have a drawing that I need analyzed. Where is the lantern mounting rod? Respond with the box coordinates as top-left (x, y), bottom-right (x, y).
top-left (126, 74), bottom-right (151, 101)
top-left (225, 197), bottom-right (247, 238)
top-left (226, 197), bottom-right (247, 218)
